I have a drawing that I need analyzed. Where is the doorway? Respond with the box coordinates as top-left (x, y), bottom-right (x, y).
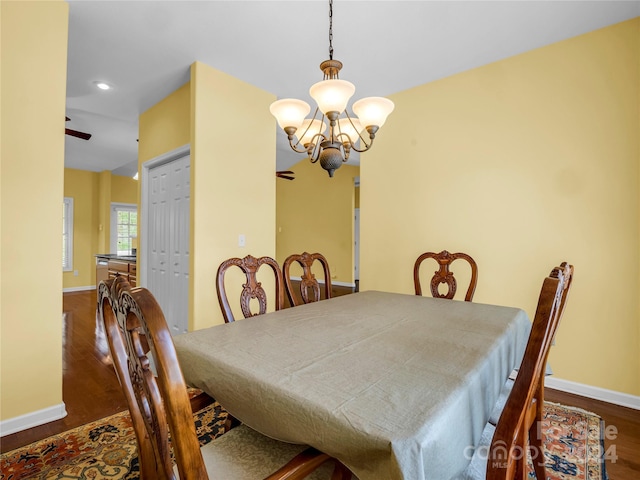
top-left (140, 145), bottom-right (191, 334)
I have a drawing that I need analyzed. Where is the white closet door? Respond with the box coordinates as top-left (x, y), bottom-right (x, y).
top-left (147, 153), bottom-right (190, 334)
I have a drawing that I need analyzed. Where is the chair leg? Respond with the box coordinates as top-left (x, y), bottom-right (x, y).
top-left (331, 461), bottom-right (352, 480)
top-left (514, 428), bottom-right (528, 480)
top-left (529, 421), bottom-right (546, 480)
top-left (529, 385), bottom-right (547, 479)
top-left (189, 390), bottom-right (216, 413)
top-left (224, 413), bottom-right (242, 432)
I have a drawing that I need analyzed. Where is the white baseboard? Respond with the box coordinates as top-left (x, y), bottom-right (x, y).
top-left (0, 403), bottom-right (67, 437)
top-left (546, 377), bottom-right (640, 410)
top-left (63, 285), bottom-right (96, 293)
top-left (289, 276), bottom-right (356, 288)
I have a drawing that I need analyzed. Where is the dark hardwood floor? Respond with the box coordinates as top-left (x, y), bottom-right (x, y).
top-left (1, 288), bottom-right (638, 480)
top-left (1, 291), bottom-right (128, 453)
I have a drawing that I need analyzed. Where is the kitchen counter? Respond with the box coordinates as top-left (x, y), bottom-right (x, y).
top-left (96, 254), bottom-right (137, 295)
top-left (95, 254), bottom-right (137, 262)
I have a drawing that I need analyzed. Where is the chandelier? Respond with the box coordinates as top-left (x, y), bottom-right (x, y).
top-left (269, 0), bottom-right (394, 177)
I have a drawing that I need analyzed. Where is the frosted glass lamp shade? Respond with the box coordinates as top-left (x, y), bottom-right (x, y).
top-left (309, 79), bottom-right (355, 114)
top-left (352, 97), bottom-right (395, 128)
top-left (296, 118), bottom-right (327, 146)
top-left (337, 118), bottom-right (363, 143)
top-left (270, 99), bottom-right (310, 130)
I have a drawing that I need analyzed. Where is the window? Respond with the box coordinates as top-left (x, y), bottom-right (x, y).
top-left (111, 204), bottom-right (138, 255)
top-left (63, 197), bottom-right (74, 271)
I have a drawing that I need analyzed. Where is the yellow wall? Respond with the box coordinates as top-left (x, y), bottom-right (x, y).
top-left (97, 171), bottom-right (111, 254)
top-left (190, 62), bottom-right (277, 329)
top-left (139, 83), bottom-right (191, 164)
top-left (1, 1), bottom-right (69, 420)
top-left (138, 64), bottom-right (276, 330)
top-left (276, 160), bottom-right (359, 284)
top-left (63, 169), bottom-right (99, 288)
top-left (361, 19), bottom-right (640, 396)
top-left (111, 174), bottom-right (138, 204)
top-left (62, 170), bottom-right (138, 289)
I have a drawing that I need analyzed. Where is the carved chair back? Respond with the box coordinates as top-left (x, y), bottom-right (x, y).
top-left (98, 277), bottom-right (158, 479)
top-left (487, 262), bottom-right (574, 480)
top-left (283, 252), bottom-right (332, 307)
top-left (413, 250), bottom-right (478, 301)
top-left (98, 276), bottom-right (202, 479)
top-left (216, 255), bottom-right (285, 323)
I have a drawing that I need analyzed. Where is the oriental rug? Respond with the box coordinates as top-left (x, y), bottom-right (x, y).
top-left (0, 401), bottom-right (606, 480)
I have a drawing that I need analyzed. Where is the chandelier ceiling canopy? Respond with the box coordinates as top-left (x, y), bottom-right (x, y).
top-left (270, 0), bottom-right (394, 177)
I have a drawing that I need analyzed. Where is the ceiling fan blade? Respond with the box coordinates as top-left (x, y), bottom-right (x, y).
top-left (65, 116), bottom-right (92, 140)
top-left (65, 128), bottom-right (92, 140)
top-left (276, 170), bottom-right (295, 180)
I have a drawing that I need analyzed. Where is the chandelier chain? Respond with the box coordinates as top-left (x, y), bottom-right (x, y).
top-left (328, 0), bottom-right (334, 60)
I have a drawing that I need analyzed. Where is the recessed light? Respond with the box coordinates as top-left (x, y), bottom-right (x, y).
top-left (94, 81), bottom-right (111, 91)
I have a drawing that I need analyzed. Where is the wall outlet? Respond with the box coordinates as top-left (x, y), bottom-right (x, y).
top-left (238, 234), bottom-right (246, 247)
top-left (73, 270), bottom-right (79, 276)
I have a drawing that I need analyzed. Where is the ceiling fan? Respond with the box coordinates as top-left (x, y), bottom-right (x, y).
top-left (65, 117), bottom-right (92, 140)
top-left (276, 170), bottom-right (295, 180)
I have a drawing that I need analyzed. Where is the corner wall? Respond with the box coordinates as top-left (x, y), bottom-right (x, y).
top-left (62, 169), bottom-right (138, 290)
top-left (190, 62), bottom-right (277, 329)
top-left (1, 1), bottom-right (69, 422)
top-left (361, 18), bottom-right (640, 396)
top-left (276, 160), bottom-right (359, 285)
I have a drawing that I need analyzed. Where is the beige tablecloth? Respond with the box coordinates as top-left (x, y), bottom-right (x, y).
top-left (174, 291), bottom-right (530, 480)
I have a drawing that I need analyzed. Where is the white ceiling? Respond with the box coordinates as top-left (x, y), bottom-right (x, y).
top-left (64, 0), bottom-right (639, 176)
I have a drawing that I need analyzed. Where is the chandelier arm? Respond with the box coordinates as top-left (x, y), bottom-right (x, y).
top-left (349, 136), bottom-right (374, 153)
top-left (343, 110), bottom-right (371, 145)
top-left (301, 107), bottom-right (323, 139)
top-left (309, 143), bottom-right (320, 163)
top-left (287, 137), bottom-right (311, 154)
top-left (307, 134), bottom-right (327, 163)
top-left (335, 132), bottom-right (355, 146)
top-left (334, 120), bottom-right (373, 153)
top-left (311, 133), bottom-right (329, 147)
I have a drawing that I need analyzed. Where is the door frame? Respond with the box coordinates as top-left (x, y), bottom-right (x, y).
top-left (139, 143), bottom-right (190, 287)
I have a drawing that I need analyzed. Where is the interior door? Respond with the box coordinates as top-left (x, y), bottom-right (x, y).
top-left (146, 152), bottom-right (190, 334)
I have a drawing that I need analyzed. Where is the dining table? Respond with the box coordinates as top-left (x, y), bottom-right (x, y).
top-left (173, 290), bottom-right (531, 480)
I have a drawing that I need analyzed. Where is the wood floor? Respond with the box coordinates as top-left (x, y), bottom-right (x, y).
top-left (1, 289), bottom-right (638, 479)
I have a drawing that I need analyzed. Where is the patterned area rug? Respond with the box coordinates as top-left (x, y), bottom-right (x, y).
top-left (0, 402), bottom-right (228, 480)
top-left (535, 402), bottom-right (607, 480)
top-left (1, 401), bottom-right (605, 479)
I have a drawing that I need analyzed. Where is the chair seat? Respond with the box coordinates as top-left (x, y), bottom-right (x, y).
top-left (488, 364), bottom-right (554, 426)
top-left (180, 424), bottom-right (339, 479)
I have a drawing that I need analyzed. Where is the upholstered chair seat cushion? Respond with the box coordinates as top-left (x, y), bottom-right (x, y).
top-left (175, 424), bottom-right (340, 479)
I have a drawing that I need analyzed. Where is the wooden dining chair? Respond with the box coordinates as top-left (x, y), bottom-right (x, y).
top-left (98, 277), bottom-right (352, 480)
top-left (459, 262), bottom-right (574, 480)
top-left (413, 250), bottom-right (478, 301)
top-left (216, 255), bottom-right (285, 323)
top-left (283, 252), bottom-right (332, 307)
top-left (487, 260), bottom-right (574, 423)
